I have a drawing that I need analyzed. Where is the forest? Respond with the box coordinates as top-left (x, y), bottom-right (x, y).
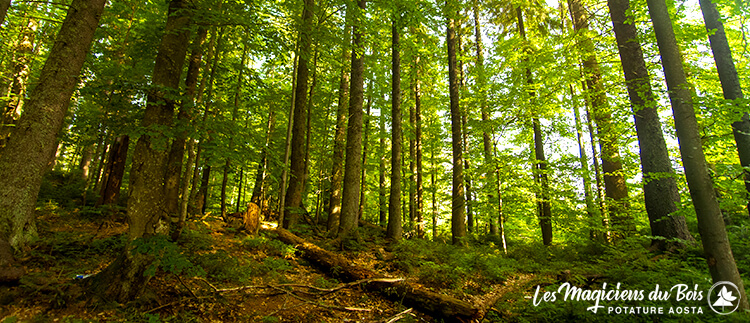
top-left (0, 0), bottom-right (749, 321)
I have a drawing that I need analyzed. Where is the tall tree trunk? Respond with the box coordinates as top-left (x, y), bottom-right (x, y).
top-left (571, 86), bottom-right (599, 235)
top-left (282, 0), bottom-right (314, 229)
top-left (176, 138), bottom-right (195, 239)
top-left (387, 15), bottom-right (403, 241)
top-left (606, 0), bottom-right (693, 249)
top-left (447, 3), bottom-right (467, 246)
top-left (415, 58), bottom-right (424, 239)
top-left (221, 43), bottom-right (248, 221)
top-left (327, 19), bottom-right (352, 233)
top-left (196, 26), bottom-right (226, 215)
top-left (647, 0), bottom-right (749, 309)
top-left (166, 26), bottom-right (208, 235)
top-left (518, 8), bottom-right (552, 246)
top-left (336, 0), bottom-right (366, 245)
top-left (586, 98), bottom-right (607, 230)
top-left (278, 53), bottom-right (297, 225)
top-left (409, 96), bottom-right (416, 230)
top-left (251, 110), bottom-right (274, 205)
top-left (379, 100), bottom-right (387, 227)
top-left (699, 0), bottom-right (750, 216)
top-left (568, 0), bottom-right (631, 236)
top-left (0, 0), bottom-right (106, 272)
top-left (474, 0), bottom-right (498, 236)
top-left (431, 146), bottom-right (438, 240)
top-left (303, 49), bottom-right (318, 202)
top-left (88, 0), bottom-right (192, 302)
top-left (359, 95), bottom-right (371, 222)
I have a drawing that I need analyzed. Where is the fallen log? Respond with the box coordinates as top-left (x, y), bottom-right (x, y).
top-left (268, 228), bottom-right (480, 322)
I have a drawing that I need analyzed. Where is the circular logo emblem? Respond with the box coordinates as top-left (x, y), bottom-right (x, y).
top-left (708, 281), bottom-right (741, 315)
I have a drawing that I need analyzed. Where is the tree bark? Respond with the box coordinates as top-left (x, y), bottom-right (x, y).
top-left (447, 4), bottom-right (467, 245)
top-left (379, 100), bottom-right (387, 228)
top-left (698, 0), bottom-right (750, 216)
top-left (283, 0), bottom-right (314, 229)
top-left (387, 16), bottom-right (403, 241)
top-left (606, 0), bottom-right (693, 249)
top-left (518, 7), bottom-right (552, 246)
top-left (165, 26), bottom-right (208, 232)
top-left (89, 0), bottom-right (192, 302)
top-left (278, 52), bottom-right (297, 225)
top-left (359, 96), bottom-right (371, 222)
top-left (327, 19), bottom-right (352, 233)
top-left (568, 0), bottom-right (631, 237)
top-left (221, 43), bottom-right (248, 221)
top-left (474, 0), bottom-right (498, 236)
top-left (96, 135), bottom-right (129, 207)
top-left (414, 58), bottom-right (424, 239)
top-left (647, 0), bottom-right (749, 309)
top-left (0, 0), bottom-right (105, 259)
top-left (336, 0), bottom-right (366, 245)
top-left (251, 110), bottom-right (274, 205)
top-left (0, 0), bottom-right (9, 26)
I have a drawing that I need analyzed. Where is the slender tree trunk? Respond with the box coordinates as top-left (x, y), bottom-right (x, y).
top-left (175, 138), bottom-right (195, 239)
top-left (278, 52), bottom-right (297, 225)
top-left (221, 43), bottom-right (248, 221)
top-left (647, 0), bottom-right (749, 309)
top-left (409, 97), bottom-right (416, 230)
top-left (699, 0), bottom-right (750, 216)
top-left (517, 8), bottom-right (552, 246)
top-left (303, 49), bottom-right (318, 202)
top-left (571, 86), bottom-right (599, 234)
top-left (431, 147), bottom-right (438, 241)
top-left (474, 0), bottom-right (498, 236)
top-left (415, 58), bottom-right (424, 239)
top-left (336, 0), bottom-right (366, 245)
top-left (569, 0), bottom-right (631, 236)
top-left (166, 26), bottom-right (208, 233)
top-left (327, 19), bottom-right (352, 233)
top-left (387, 15), bottom-right (403, 241)
top-left (359, 95), bottom-right (371, 222)
top-left (251, 110), bottom-right (274, 205)
top-left (196, 26), bottom-right (226, 215)
top-left (606, 0), bottom-right (693, 249)
top-left (584, 83), bottom-right (607, 234)
top-left (282, 0), bottom-right (314, 229)
top-left (447, 3), bottom-right (467, 246)
top-left (0, 0), bottom-right (105, 284)
top-left (379, 100), bottom-right (387, 227)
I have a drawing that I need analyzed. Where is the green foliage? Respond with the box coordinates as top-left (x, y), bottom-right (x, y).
top-left (131, 235), bottom-right (205, 278)
top-left (393, 239), bottom-right (517, 290)
top-left (242, 234), bottom-right (297, 258)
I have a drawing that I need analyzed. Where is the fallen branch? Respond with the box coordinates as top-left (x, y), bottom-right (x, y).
top-left (266, 227), bottom-right (480, 321)
top-left (384, 308), bottom-right (413, 323)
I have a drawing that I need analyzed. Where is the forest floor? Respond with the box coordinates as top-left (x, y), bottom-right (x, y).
top-left (0, 205), bottom-right (547, 323)
top-left (0, 203), bottom-right (741, 322)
